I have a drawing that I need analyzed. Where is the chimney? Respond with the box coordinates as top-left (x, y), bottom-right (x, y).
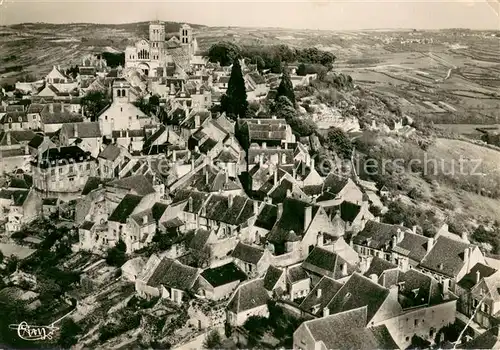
top-left (143, 215), bottom-right (148, 225)
top-left (304, 206), bottom-right (312, 231)
top-left (443, 278), bottom-right (450, 298)
top-left (173, 150), bottom-right (177, 162)
top-left (195, 114), bottom-right (201, 129)
top-left (49, 104), bottom-right (54, 113)
top-left (462, 231), bottom-right (468, 242)
top-left (277, 203), bottom-right (283, 219)
top-left (228, 194), bottom-right (233, 208)
top-left (341, 263), bottom-right (348, 276)
top-left (191, 158), bottom-right (195, 171)
top-left (396, 228), bottom-right (404, 243)
top-left (317, 288), bottom-right (322, 298)
top-left (476, 270), bottom-right (481, 285)
top-left (6, 132), bottom-right (11, 146)
top-left (205, 168), bottom-right (209, 184)
top-left (225, 170), bottom-right (229, 183)
top-left (273, 169), bottom-right (278, 185)
top-left (74, 124), bottom-right (78, 138)
top-left (412, 225), bottom-right (417, 234)
top-left (370, 274), bottom-right (378, 283)
top-left (253, 201), bottom-right (259, 215)
top-left (259, 153), bottom-right (264, 166)
top-left (310, 157), bottom-right (315, 170)
top-left (188, 196), bottom-right (193, 212)
top-left (322, 307), bottom-right (329, 317)
top-left (392, 235), bottom-right (397, 248)
top-left (292, 167), bottom-right (297, 179)
top-left (427, 237), bottom-right (434, 253)
top-left (262, 142), bottom-right (267, 149)
top-left (170, 83), bottom-right (175, 94)
top-left (464, 247), bottom-right (471, 272)
top-left (284, 142), bottom-right (288, 150)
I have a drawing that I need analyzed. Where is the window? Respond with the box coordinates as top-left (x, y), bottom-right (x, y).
top-left (86, 163), bottom-right (91, 170)
top-left (414, 319), bottom-right (419, 327)
top-left (69, 166), bottom-right (74, 173)
top-left (50, 169), bottom-right (55, 176)
top-left (59, 168), bottom-right (63, 174)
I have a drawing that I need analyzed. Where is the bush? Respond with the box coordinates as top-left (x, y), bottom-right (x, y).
top-left (472, 225), bottom-right (500, 254)
top-left (105, 240), bottom-right (127, 267)
top-left (203, 330), bottom-right (222, 349)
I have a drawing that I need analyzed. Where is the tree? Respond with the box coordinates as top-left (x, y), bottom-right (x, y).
top-left (274, 96), bottom-right (317, 137)
top-left (326, 127), bottom-right (353, 159)
top-left (105, 240), bottom-right (127, 267)
top-left (224, 59), bottom-right (248, 120)
top-left (0, 250), bottom-right (3, 264)
top-left (244, 316), bottom-right (268, 346)
top-left (81, 90), bottom-right (109, 122)
top-left (203, 330), bottom-right (222, 349)
top-left (276, 67), bottom-right (295, 106)
top-left (149, 94), bottom-right (160, 108)
top-left (406, 335), bottom-right (431, 350)
top-left (206, 41), bottom-right (242, 66)
top-left (58, 318), bottom-right (81, 348)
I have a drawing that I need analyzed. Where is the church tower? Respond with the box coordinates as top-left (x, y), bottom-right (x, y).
top-left (149, 21), bottom-right (165, 62)
top-left (179, 24), bottom-right (193, 56)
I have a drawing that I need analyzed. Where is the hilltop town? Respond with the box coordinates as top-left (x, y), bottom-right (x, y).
top-left (1, 20), bottom-right (500, 349)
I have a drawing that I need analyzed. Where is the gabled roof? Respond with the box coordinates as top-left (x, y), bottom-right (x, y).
top-left (172, 189), bottom-right (209, 214)
top-left (363, 257), bottom-right (398, 278)
top-left (60, 122), bottom-right (102, 139)
top-left (231, 242), bottom-right (265, 265)
top-left (107, 175), bottom-right (155, 196)
top-left (227, 278), bottom-right (270, 314)
top-left (326, 273), bottom-right (390, 323)
top-left (353, 221), bottom-right (409, 251)
top-left (37, 146), bottom-right (92, 166)
top-left (201, 195), bottom-right (257, 226)
top-left (302, 246), bottom-right (356, 280)
top-left (463, 326), bottom-right (500, 349)
top-left (299, 276), bottom-right (343, 316)
top-left (392, 231), bottom-right (430, 263)
top-left (28, 134), bottom-right (44, 148)
top-left (287, 265), bottom-right (309, 284)
top-left (254, 203), bottom-right (278, 231)
top-left (458, 263), bottom-right (498, 290)
top-left (147, 258), bottom-right (199, 290)
top-left (98, 144), bottom-right (123, 161)
top-left (108, 194), bottom-right (143, 223)
top-left (322, 173), bottom-right (349, 195)
top-left (302, 307), bottom-right (398, 350)
top-left (81, 177), bottom-right (109, 195)
top-left (201, 262), bottom-right (247, 288)
top-left (419, 235), bottom-right (475, 278)
top-left (263, 265), bottom-right (284, 291)
top-left (0, 189), bottom-right (30, 206)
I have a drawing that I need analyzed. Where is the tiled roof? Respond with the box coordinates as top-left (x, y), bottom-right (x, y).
top-left (287, 265), bottom-right (309, 283)
top-left (393, 231), bottom-right (430, 263)
top-left (28, 134), bottom-right (44, 148)
top-left (255, 203), bottom-right (278, 231)
top-left (231, 242), bottom-right (265, 265)
top-left (326, 273), bottom-right (390, 323)
top-left (1, 111), bottom-right (28, 124)
top-left (363, 257), bottom-right (398, 278)
top-left (81, 177), bottom-right (109, 195)
top-left (419, 236), bottom-right (475, 278)
top-left (353, 221), bottom-right (410, 251)
top-left (263, 265), bottom-right (284, 291)
top-left (98, 144), bottom-right (123, 161)
top-left (60, 122), bottom-right (102, 139)
top-left (302, 246), bottom-right (356, 280)
top-left (0, 189), bottom-right (30, 206)
top-left (172, 190), bottom-right (209, 214)
top-left (40, 104), bottom-right (83, 124)
top-left (147, 258), bottom-right (199, 290)
top-left (201, 262), bottom-right (247, 288)
top-left (42, 197), bottom-right (58, 206)
top-left (227, 278), bottom-right (270, 313)
top-left (322, 173), bottom-right (349, 195)
top-left (202, 195), bottom-right (257, 226)
top-left (188, 229), bottom-right (212, 252)
top-left (304, 307), bottom-right (398, 350)
top-left (10, 130), bottom-right (36, 143)
top-left (107, 175), bottom-right (155, 196)
top-left (463, 326), bottom-right (500, 349)
top-left (458, 263), bottom-right (498, 290)
top-left (299, 276), bottom-right (343, 316)
top-left (36, 146), bottom-right (92, 167)
top-left (247, 148), bottom-right (294, 165)
top-left (108, 194), bottom-right (143, 223)
top-left (80, 221), bottom-right (95, 231)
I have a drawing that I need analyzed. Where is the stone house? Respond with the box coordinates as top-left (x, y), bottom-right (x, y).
top-left (226, 278), bottom-right (270, 327)
top-left (196, 262), bottom-right (247, 301)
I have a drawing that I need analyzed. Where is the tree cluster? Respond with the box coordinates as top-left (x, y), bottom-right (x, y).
top-left (101, 52), bottom-right (125, 68)
top-left (65, 65), bottom-right (79, 79)
top-left (324, 127), bottom-right (353, 159)
top-left (206, 42), bottom-right (336, 70)
top-left (80, 90), bottom-right (110, 122)
top-left (274, 96), bottom-right (316, 137)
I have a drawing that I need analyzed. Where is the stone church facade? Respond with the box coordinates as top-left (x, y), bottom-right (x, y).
top-left (125, 22), bottom-right (198, 78)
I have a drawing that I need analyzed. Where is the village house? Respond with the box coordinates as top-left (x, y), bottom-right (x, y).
top-left (298, 276), bottom-right (343, 317)
top-left (97, 144), bottom-right (133, 179)
top-left (40, 103), bottom-right (84, 133)
top-left (263, 265), bottom-right (286, 295)
top-left (231, 242), bottom-right (272, 278)
top-left (226, 278), bottom-right (270, 327)
top-left (286, 264), bottom-right (311, 301)
top-left (302, 246), bottom-right (358, 284)
top-left (196, 262), bottom-right (247, 300)
top-left (0, 188), bottom-right (42, 234)
top-left (316, 173), bottom-right (364, 207)
top-left (237, 118), bottom-right (295, 150)
top-left (0, 112), bottom-right (29, 131)
top-left (27, 134), bottom-right (56, 157)
top-left (59, 122), bottom-right (103, 157)
top-left (31, 146), bottom-right (98, 195)
top-left (42, 197), bottom-right (60, 217)
top-left (135, 256), bottom-right (200, 305)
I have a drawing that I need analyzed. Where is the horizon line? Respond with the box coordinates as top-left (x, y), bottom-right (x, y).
top-left (2, 21), bottom-right (499, 32)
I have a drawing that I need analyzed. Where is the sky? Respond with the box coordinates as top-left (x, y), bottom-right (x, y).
top-left (0, 0), bottom-right (498, 30)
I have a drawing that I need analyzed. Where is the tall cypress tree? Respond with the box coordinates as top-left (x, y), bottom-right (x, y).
top-left (225, 59), bottom-right (248, 120)
top-left (276, 66), bottom-right (295, 106)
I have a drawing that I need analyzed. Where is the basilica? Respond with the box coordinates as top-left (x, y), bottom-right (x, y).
top-left (125, 22), bottom-right (199, 78)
